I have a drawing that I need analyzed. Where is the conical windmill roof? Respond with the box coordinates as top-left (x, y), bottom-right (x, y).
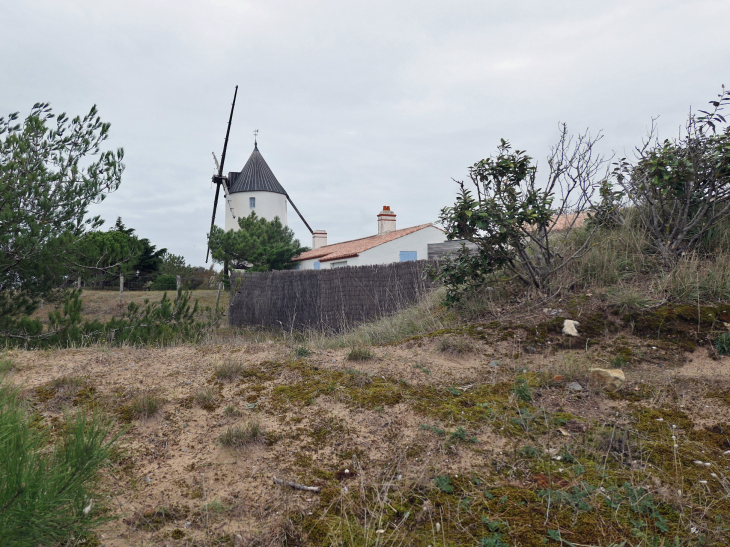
top-left (228, 144), bottom-right (288, 195)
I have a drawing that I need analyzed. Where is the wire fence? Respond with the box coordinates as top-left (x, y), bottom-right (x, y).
top-left (71, 274), bottom-right (222, 291)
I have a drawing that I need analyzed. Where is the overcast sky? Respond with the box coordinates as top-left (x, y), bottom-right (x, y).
top-left (2, 0), bottom-right (729, 267)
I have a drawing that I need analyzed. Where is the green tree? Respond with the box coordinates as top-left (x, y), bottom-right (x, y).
top-left (208, 212), bottom-right (307, 275)
top-left (0, 103), bottom-right (124, 329)
top-left (435, 126), bottom-right (605, 301)
top-left (74, 218), bottom-right (166, 283)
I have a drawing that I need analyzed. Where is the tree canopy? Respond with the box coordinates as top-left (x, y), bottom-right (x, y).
top-left (208, 212), bottom-right (307, 274)
top-left (0, 103), bottom-right (124, 324)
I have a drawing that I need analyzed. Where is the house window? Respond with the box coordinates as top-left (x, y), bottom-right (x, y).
top-left (313, 261), bottom-right (321, 270)
top-left (331, 261), bottom-right (348, 268)
top-left (249, 197), bottom-right (255, 208)
top-left (400, 251), bottom-right (417, 262)
top-left (294, 264), bottom-right (301, 270)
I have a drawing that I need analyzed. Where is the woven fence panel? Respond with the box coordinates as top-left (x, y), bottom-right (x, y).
top-left (228, 260), bottom-right (437, 332)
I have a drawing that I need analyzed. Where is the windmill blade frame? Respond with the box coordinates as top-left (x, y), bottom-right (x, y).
top-left (206, 85), bottom-right (238, 263)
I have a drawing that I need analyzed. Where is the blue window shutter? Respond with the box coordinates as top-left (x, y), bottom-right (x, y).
top-left (400, 251), bottom-right (417, 262)
top-left (313, 261), bottom-right (321, 270)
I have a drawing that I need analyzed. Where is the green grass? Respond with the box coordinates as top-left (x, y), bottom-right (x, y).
top-left (715, 332), bottom-right (730, 356)
top-left (293, 346), bottom-right (312, 358)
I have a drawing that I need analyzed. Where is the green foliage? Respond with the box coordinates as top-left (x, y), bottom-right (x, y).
top-left (150, 274), bottom-right (177, 291)
top-left (434, 475), bottom-right (453, 493)
top-left (0, 103), bottom-right (124, 329)
top-left (0, 289), bottom-right (208, 349)
top-left (294, 346), bottom-right (312, 358)
top-left (613, 87), bottom-right (730, 260)
top-left (208, 212), bottom-right (307, 273)
top-left (0, 373), bottom-right (120, 546)
top-left (77, 218), bottom-right (167, 284)
top-left (512, 378), bottom-right (533, 402)
top-left (715, 332), bottom-right (730, 356)
top-left (449, 426), bottom-right (477, 444)
top-left (434, 130), bottom-right (603, 300)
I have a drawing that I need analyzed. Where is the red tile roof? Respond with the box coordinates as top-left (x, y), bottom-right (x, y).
top-left (293, 224), bottom-right (438, 263)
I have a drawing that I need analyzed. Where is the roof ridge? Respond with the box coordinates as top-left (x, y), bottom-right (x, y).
top-left (292, 223), bottom-right (436, 262)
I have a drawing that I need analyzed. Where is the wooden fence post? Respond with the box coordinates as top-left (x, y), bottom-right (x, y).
top-left (176, 275), bottom-right (181, 291)
top-left (119, 274), bottom-right (124, 306)
top-left (215, 282), bottom-right (223, 315)
top-left (77, 276), bottom-right (81, 290)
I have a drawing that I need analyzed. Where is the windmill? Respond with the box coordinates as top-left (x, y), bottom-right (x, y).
top-left (206, 85), bottom-right (238, 263)
top-left (206, 86), bottom-right (316, 265)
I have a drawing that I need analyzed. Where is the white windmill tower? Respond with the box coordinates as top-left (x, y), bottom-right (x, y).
top-left (224, 130), bottom-right (310, 232)
top-left (206, 88), bottom-right (314, 263)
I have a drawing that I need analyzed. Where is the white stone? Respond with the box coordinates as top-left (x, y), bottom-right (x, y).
top-left (562, 320), bottom-right (580, 337)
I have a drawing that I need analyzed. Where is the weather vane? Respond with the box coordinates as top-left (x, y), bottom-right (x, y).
top-left (253, 129), bottom-right (259, 146)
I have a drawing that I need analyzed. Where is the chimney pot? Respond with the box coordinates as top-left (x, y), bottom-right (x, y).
top-left (312, 230), bottom-right (327, 249)
top-left (377, 206), bottom-right (396, 235)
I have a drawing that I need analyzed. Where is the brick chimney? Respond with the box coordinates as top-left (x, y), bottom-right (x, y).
top-left (312, 230), bottom-right (327, 249)
top-left (377, 206), bottom-right (396, 235)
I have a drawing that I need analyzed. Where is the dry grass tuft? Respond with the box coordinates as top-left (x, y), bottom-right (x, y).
top-left (346, 347), bottom-right (373, 361)
top-left (437, 336), bottom-right (475, 354)
top-left (194, 387), bottom-right (217, 410)
top-left (218, 419), bottom-right (264, 450)
top-left (129, 392), bottom-right (163, 419)
top-left (212, 359), bottom-right (244, 382)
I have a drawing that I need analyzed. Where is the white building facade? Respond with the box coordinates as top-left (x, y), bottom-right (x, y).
top-left (293, 207), bottom-right (445, 270)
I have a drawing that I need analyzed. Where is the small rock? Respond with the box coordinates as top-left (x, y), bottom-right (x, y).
top-left (562, 320), bottom-right (580, 337)
top-left (589, 368), bottom-right (625, 391)
top-left (566, 381), bottom-right (583, 391)
top-left (488, 360), bottom-right (501, 367)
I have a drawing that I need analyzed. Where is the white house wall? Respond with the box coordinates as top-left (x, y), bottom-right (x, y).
top-left (294, 226), bottom-right (444, 270)
top-left (357, 226), bottom-right (444, 266)
top-left (225, 191), bottom-right (288, 231)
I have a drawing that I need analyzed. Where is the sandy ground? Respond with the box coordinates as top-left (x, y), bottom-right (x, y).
top-left (6, 325), bottom-right (730, 546)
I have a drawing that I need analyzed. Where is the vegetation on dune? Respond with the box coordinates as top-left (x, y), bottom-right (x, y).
top-left (0, 362), bottom-right (120, 546)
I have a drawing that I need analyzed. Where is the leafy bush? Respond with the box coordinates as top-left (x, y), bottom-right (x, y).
top-left (0, 370), bottom-right (120, 545)
top-left (611, 87), bottom-right (730, 260)
top-left (434, 129), bottom-right (606, 300)
top-left (150, 274), bottom-right (177, 291)
top-left (0, 289), bottom-right (208, 349)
